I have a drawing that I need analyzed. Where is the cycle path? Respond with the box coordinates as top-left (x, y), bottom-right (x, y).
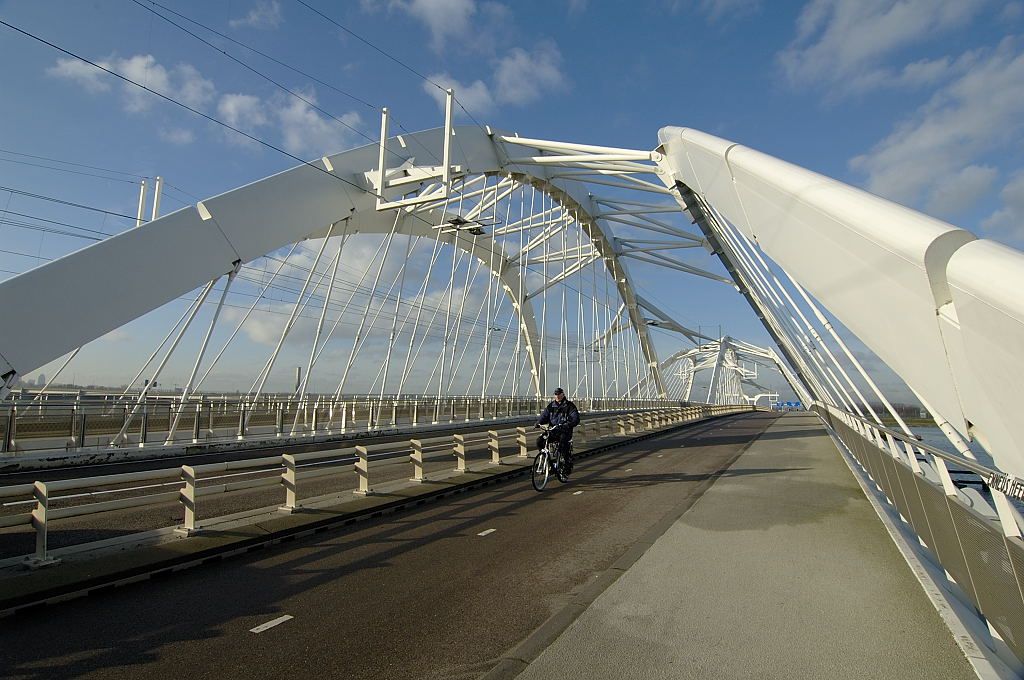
top-left (510, 412), bottom-right (977, 680)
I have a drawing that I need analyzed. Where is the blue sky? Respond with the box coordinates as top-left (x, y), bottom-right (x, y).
top-left (1, 0), bottom-right (1023, 400)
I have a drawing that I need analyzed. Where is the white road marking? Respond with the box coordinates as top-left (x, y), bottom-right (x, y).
top-left (657, 454), bottom-right (663, 458)
top-left (250, 615), bottom-right (293, 634)
top-left (573, 490), bottom-right (583, 496)
top-left (625, 468), bottom-right (633, 472)
top-left (477, 528), bottom-right (496, 536)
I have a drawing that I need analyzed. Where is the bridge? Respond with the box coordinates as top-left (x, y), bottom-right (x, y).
top-left (1, 113), bottom-right (1023, 678)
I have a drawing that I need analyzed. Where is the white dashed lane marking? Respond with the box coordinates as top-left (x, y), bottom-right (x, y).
top-left (625, 468), bottom-right (633, 472)
top-left (250, 615), bottom-right (293, 634)
top-left (573, 490), bottom-right (583, 495)
top-left (477, 529), bottom-right (496, 536)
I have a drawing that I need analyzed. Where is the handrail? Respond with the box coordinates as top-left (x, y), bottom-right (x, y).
top-left (0, 397), bottom-right (686, 455)
top-left (822, 404), bottom-right (1024, 499)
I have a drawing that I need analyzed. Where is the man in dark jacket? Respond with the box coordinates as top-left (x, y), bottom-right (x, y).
top-left (536, 388), bottom-right (580, 476)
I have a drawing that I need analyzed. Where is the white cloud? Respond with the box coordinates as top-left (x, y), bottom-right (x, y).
top-left (982, 172), bottom-right (1024, 242)
top-left (850, 38), bottom-right (1024, 209)
top-left (778, 0), bottom-right (991, 93)
top-left (49, 54), bottom-right (215, 114)
top-left (218, 94), bottom-right (267, 129)
top-left (271, 90), bottom-right (363, 157)
top-left (158, 127), bottom-right (196, 145)
top-left (113, 54), bottom-right (173, 112)
top-left (228, 302), bottom-right (295, 346)
top-left (898, 56), bottom-right (959, 88)
top-left (174, 64), bottom-right (217, 109)
top-left (229, 0), bottom-right (283, 30)
top-left (567, 0), bottom-right (588, 12)
top-left (424, 73), bottom-right (495, 115)
top-left (233, 237), bottom-right (392, 348)
top-left (218, 89), bottom-right (366, 155)
top-left (493, 44), bottom-right (566, 104)
top-left (388, 0), bottom-right (477, 51)
top-left (364, 0), bottom-right (512, 54)
top-left (423, 43), bottom-right (566, 117)
top-left (218, 94), bottom-right (267, 127)
top-left (47, 55), bottom-right (365, 157)
top-left (217, 93), bottom-right (269, 146)
top-left (46, 58), bottom-right (110, 92)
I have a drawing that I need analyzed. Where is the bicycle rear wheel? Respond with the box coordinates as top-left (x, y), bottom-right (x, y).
top-left (556, 451), bottom-right (570, 483)
top-left (532, 450), bottom-right (550, 491)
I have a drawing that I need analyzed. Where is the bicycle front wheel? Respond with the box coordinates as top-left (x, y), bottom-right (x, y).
top-left (532, 451), bottom-right (550, 491)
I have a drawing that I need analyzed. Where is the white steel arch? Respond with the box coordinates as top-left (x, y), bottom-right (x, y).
top-left (655, 126), bottom-right (1024, 477)
top-left (0, 126), bottom-right (667, 399)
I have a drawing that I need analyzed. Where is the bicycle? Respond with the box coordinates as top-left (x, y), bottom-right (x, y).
top-left (532, 424), bottom-right (573, 491)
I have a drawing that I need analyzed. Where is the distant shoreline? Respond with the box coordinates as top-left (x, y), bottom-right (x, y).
top-left (880, 417), bottom-right (935, 428)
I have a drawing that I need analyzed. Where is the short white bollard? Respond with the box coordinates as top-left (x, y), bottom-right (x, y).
top-left (488, 430), bottom-right (502, 465)
top-left (280, 454), bottom-right (298, 512)
top-left (354, 446), bottom-right (373, 495)
top-left (410, 439), bottom-right (425, 482)
top-left (453, 433), bottom-right (468, 473)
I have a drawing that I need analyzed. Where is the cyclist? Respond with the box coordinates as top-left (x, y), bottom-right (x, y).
top-left (536, 387), bottom-right (580, 480)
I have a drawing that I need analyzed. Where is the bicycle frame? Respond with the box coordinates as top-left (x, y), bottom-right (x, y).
top-left (533, 425), bottom-right (571, 491)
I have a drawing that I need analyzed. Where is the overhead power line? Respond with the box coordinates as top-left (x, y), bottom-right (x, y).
top-left (0, 156), bottom-right (139, 184)
top-left (129, 0), bottom-right (444, 167)
top-left (136, 0), bottom-right (378, 111)
top-left (293, 0), bottom-right (444, 90)
top-left (0, 18), bottom-right (621, 317)
top-left (0, 17), bottom-right (486, 247)
top-left (0, 18), bottom-right (370, 211)
top-left (292, 0), bottom-right (490, 133)
top-left (0, 184), bottom-right (137, 221)
top-left (0, 147), bottom-right (147, 178)
top-left (0, 247), bottom-right (53, 261)
top-left (0, 147), bottom-right (198, 209)
top-left (129, 0), bottom-right (370, 145)
top-left (0, 208), bottom-right (113, 239)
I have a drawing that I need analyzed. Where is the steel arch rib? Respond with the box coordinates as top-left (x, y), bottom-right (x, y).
top-left (0, 126), bottom-right (661, 397)
top-left (504, 172), bottom-right (667, 398)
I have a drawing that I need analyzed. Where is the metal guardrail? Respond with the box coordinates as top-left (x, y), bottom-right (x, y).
top-left (0, 395), bottom-right (684, 454)
top-left (813, 404), bottom-right (1024, 665)
top-left (1, 404), bottom-right (755, 566)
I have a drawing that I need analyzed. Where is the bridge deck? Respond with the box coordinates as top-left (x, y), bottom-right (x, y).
top-left (510, 412), bottom-right (976, 679)
top-left (0, 413), bottom-right (977, 679)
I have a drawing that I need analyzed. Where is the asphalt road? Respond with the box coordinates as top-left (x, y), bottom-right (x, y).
top-left (0, 412), bottom-right (776, 680)
top-left (0, 434), bottom-right (522, 560)
top-left (0, 419), bottom-right (593, 560)
top-left (0, 418), bottom-right (550, 560)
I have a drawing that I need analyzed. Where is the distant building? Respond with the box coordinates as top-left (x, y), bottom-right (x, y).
top-left (36, 374), bottom-right (45, 387)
